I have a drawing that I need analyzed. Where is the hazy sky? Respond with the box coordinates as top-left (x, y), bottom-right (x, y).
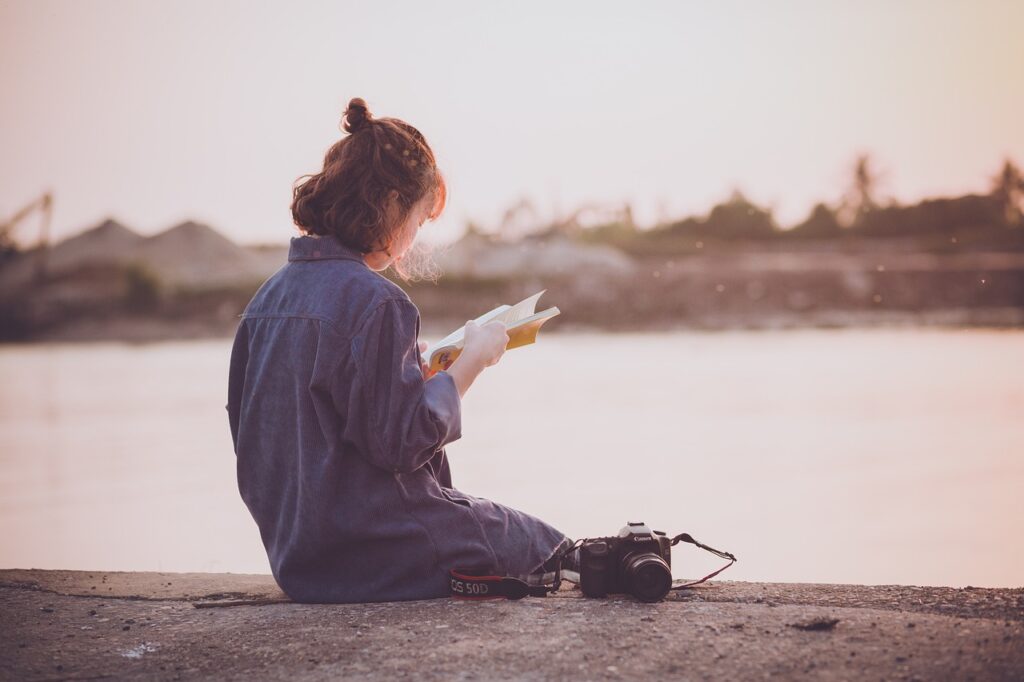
top-left (2, 0), bottom-right (1022, 245)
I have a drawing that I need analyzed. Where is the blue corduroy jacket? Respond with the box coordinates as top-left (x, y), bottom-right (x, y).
top-left (226, 234), bottom-right (567, 602)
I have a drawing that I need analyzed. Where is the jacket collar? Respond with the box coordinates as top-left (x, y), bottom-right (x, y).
top-left (288, 234), bottom-right (368, 264)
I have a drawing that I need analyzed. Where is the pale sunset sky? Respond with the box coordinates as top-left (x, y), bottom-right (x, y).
top-left (1, 0), bottom-right (1022, 245)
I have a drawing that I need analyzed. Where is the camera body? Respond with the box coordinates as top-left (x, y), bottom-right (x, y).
top-left (578, 521), bottom-right (674, 602)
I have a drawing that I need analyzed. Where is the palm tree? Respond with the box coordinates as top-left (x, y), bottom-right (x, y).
top-left (838, 153), bottom-right (881, 228)
top-left (990, 158), bottom-right (1024, 226)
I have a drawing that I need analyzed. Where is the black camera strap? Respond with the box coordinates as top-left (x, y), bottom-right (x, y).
top-left (449, 567), bottom-right (558, 600)
top-left (669, 532), bottom-right (737, 590)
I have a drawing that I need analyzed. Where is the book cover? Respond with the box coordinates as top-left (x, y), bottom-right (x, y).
top-left (422, 290), bottom-right (560, 376)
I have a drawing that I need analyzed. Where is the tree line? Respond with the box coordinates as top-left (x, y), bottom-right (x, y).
top-left (540, 156), bottom-right (1024, 250)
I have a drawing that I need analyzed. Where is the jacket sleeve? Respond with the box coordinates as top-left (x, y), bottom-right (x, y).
top-left (335, 297), bottom-right (463, 474)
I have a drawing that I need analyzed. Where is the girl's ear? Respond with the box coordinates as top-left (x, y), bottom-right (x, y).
top-left (383, 189), bottom-right (404, 228)
top-left (386, 189), bottom-right (404, 211)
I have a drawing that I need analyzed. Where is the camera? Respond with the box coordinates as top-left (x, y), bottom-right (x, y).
top-left (578, 521), bottom-right (673, 602)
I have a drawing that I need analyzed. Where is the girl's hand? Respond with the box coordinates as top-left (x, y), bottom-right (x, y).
top-left (462, 319), bottom-right (509, 368)
top-left (444, 320), bottom-right (509, 398)
top-left (417, 341), bottom-right (432, 380)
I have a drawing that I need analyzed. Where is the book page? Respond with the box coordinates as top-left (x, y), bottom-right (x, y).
top-left (489, 290), bottom-right (546, 327)
top-left (423, 304), bottom-right (510, 361)
top-left (422, 291), bottom-right (547, 365)
top-left (423, 303), bottom-right (560, 375)
top-left (471, 303), bottom-right (512, 326)
top-left (506, 307), bottom-right (560, 350)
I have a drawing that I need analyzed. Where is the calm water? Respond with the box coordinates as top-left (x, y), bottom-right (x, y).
top-left (1, 329), bottom-right (1021, 588)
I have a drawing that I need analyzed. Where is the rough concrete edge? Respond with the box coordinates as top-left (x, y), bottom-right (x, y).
top-left (0, 569), bottom-right (287, 603)
top-left (2, 570), bottom-right (1021, 622)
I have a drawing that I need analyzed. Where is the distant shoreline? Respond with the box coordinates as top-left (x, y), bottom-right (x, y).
top-left (3, 220), bottom-right (1022, 343)
top-left (3, 307), bottom-right (1020, 346)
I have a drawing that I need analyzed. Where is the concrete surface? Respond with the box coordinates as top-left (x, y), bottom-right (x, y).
top-left (1, 569), bottom-right (1021, 680)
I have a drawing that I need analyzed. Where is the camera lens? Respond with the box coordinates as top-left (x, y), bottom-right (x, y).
top-left (622, 553), bottom-right (672, 603)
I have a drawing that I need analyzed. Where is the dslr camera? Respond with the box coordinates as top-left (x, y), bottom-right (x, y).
top-left (578, 521), bottom-right (673, 602)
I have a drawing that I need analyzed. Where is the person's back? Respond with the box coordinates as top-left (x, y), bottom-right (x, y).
top-left (227, 98), bottom-right (569, 603)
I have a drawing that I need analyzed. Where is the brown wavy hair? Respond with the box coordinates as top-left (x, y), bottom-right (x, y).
top-left (291, 97), bottom-right (447, 281)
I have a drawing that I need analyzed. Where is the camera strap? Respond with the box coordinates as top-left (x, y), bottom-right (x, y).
top-left (449, 532), bottom-right (736, 600)
top-left (669, 532), bottom-right (737, 590)
top-left (449, 567), bottom-right (559, 600)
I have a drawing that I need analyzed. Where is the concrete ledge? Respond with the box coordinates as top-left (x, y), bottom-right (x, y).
top-left (0, 568), bottom-right (289, 605)
top-left (1, 569), bottom-right (1021, 680)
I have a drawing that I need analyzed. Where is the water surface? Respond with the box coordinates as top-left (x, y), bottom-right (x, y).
top-left (1, 329), bottom-right (1021, 587)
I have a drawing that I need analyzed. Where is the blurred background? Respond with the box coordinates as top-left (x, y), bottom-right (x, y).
top-left (1, 0), bottom-right (1021, 587)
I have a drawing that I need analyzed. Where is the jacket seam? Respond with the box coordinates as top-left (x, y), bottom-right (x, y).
top-left (288, 254), bottom-right (364, 264)
top-left (350, 298), bottom-right (411, 339)
top-left (240, 312), bottom-right (348, 336)
top-left (241, 296), bottom-right (411, 342)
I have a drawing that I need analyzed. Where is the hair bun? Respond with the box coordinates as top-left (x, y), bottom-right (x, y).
top-left (342, 97), bottom-right (372, 133)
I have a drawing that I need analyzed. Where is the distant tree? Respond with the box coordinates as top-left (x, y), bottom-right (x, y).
top-left (569, 202), bottom-right (638, 244)
top-left (463, 220), bottom-right (488, 238)
top-left (912, 195), bottom-right (1003, 233)
top-left (622, 202), bottom-right (636, 232)
top-left (839, 153), bottom-right (882, 228)
top-left (657, 215), bottom-right (703, 238)
top-left (789, 203), bottom-right (841, 237)
top-left (702, 189), bottom-right (777, 239)
top-left (990, 158), bottom-right (1024, 226)
top-left (579, 219), bottom-right (637, 244)
top-left (0, 227), bottom-right (16, 262)
top-left (497, 197), bottom-right (542, 241)
top-left (856, 194), bottom-right (1002, 237)
top-left (123, 262), bottom-right (162, 313)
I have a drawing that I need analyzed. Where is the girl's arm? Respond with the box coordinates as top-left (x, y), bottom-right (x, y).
top-left (443, 320), bottom-right (509, 399)
top-left (334, 298), bottom-right (463, 475)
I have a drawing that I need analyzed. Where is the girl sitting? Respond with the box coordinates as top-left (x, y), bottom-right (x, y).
top-left (227, 97), bottom-right (570, 603)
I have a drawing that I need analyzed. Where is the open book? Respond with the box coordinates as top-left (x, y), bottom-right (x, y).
top-left (422, 290), bottom-right (560, 376)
